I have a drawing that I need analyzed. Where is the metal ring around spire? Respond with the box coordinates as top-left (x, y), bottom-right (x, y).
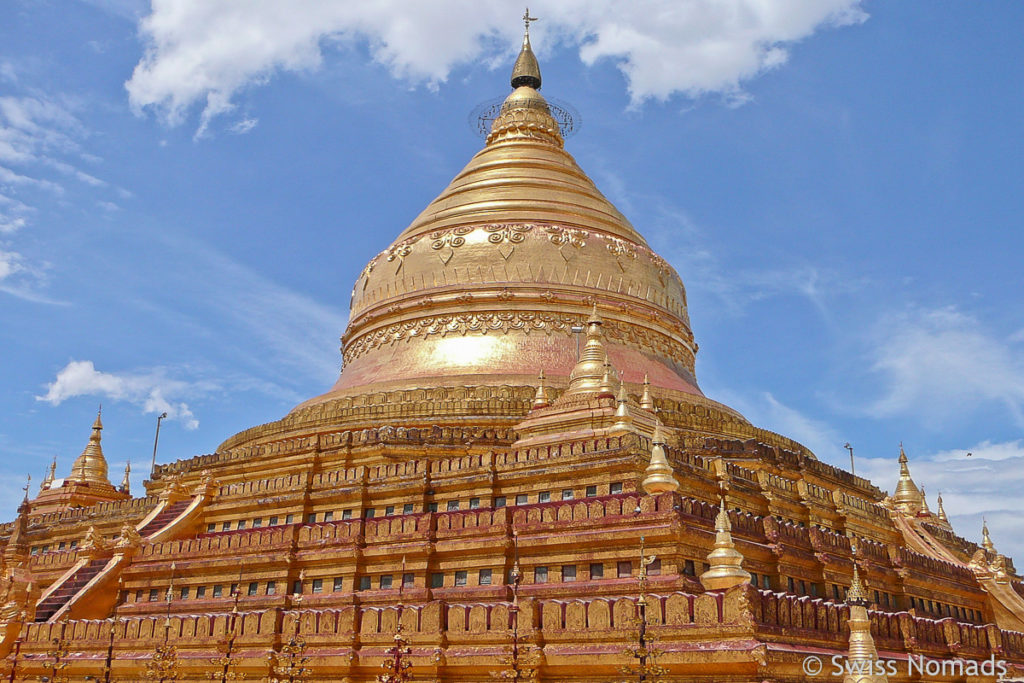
top-left (470, 95), bottom-right (581, 139)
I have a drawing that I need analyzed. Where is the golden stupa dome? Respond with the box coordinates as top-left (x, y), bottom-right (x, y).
top-left (296, 31), bottom-right (705, 412)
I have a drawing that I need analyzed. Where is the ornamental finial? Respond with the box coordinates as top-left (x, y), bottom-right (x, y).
top-left (640, 374), bottom-right (654, 411)
top-left (511, 8), bottom-right (541, 89)
top-left (982, 518), bottom-right (996, 553)
top-left (847, 543), bottom-right (868, 605)
top-left (700, 494), bottom-right (750, 591)
top-left (843, 542), bottom-right (887, 682)
top-left (612, 381), bottom-right (633, 432)
top-left (892, 442), bottom-right (923, 514)
top-left (532, 369), bottom-right (551, 409)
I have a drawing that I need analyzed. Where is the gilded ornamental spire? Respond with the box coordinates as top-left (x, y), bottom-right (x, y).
top-left (639, 375), bottom-right (654, 411)
top-left (700, 494), bottom-right (751, 591)
top-left (511, 8), bottom-right (541, 90)
top-left (40, 457), bottom-right (56, 492)
top-left (611, 383), bottom-right (633, 433)
top-left (68, 408), bottom-right (112, 487)
top-left (892, 443), bottom-right (923, 514)
top-left (982, 518), bottom-right (996, 554)
top-left (936, 492), bottom-right (949, 523)
top-left (641, 424), bottom-right (678, 495)
top-left (532, 370), bottom-right (550, 409)
top-left (565, 306), bottom-right (609, 396)
top-left (843, 544), bottom-right (888, 683)
top-left (120, 461), bottom-right (131, 495)
top-left (486, 9), bottom-right (562, 147)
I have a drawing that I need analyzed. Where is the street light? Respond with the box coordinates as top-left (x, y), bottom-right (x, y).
top-left (843, 443), bottom-right (855, 475)
top-left (150, 412), bottom-right (168, 477)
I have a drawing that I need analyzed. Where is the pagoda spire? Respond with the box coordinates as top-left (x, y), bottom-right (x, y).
top-left (641, 424), bottom-right (678, 495)
top-left (982, 518), bottom-right (996, 553)
top-left (843, 544), bottom-right (888, 683)
top-left (565, 305), bottom-right (610, 396)
top-left (700, 494), bottom-right (751, 591)
top-left (611, 382), bottom-right (633, 432)
top-left (532, 369), bottom-right (551, 409)
top-left (936, 492), bottom-right (949, 523)
top-left (68, 408), bottom-right (111, 486)
top-left (892, 443), bottom-right (923, 513)
top-left (486, 9), bottom-right (561, 147)
top-left (120, 461), bottom-right (131, 494)
top-left (510, 8), bottom-right (541, 89)
top-left (40, 457), bottom-right (56, 492)
top-left (639, 374), bottom-right (655, 411)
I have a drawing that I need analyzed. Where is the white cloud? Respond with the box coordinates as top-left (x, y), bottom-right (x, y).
top-left (0, 216), bottom-right (26, 234)
top-left (229, 117), bottom-right (258, 135)
top-left (0, 249), bottom-right (23, 281)
top-left (126, 0), bottom-right (866, 130)
top-left (0, 70), bottom-right (129, 302)
top-left (865, 307), bottom-right (1024, 427)
top-left (37, 360), bottom-right (205, 429)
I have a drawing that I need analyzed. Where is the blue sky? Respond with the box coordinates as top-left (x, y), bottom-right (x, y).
top-left (1, 1), bottom-right (1022, 561)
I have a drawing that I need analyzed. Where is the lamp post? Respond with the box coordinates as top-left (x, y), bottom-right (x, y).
top-left (150, 412), bottom-right (168, 478)
top-left (102, 582), bottom-right (123, 683)
top-left (491, 531), bottom-right (537, 681)
top-left (145, 563), bottom-right (179, 681)
top-left (268, 592), bottom-right (311, 683)
top-left (378, 557), bottom-right (412, 683)
top-left (844, 442), bottom-right (855, 475)
top-left (618, 536), bottom-right (667, 682)
top-left (39, 620), bottom-right (70, 683)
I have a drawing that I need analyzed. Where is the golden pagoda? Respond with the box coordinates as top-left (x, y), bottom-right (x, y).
top-left (1, 15), bottom-right (1023, 682)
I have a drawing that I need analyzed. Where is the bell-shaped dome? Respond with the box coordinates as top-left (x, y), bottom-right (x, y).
top-left (295, 41), bottom-right (705, 413)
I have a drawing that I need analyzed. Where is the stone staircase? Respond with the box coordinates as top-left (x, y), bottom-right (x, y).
top-left (138, 499), bottom-right (190, 538)
top-left (34, 558), bottom-right (108, 622)
top-left (33, 496), bottom-right (200, 623)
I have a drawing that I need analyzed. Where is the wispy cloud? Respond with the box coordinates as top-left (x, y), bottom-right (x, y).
top-left (0, 248), bottom-right (24, 282)
top-left (0, 67), bottom-right (126, 301)
top-left (126, 0), bottom-right (866, 132)
top-left (864, 307), bottom-right (1024, 428)
top-left (710, 388), bottom-right (845, 462)
top-left (229, 117), bottom-right (258, 135)
top-left (127, 235), bottom-right (348, 391)
top-left (37, 360), bottom-right (208, 429)
top-left (635, 196), bottom-right (852, 316)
